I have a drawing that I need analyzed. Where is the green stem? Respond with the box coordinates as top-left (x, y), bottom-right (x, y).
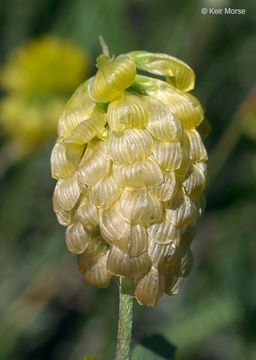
top-left (116, 277), bottom-right (133, 360)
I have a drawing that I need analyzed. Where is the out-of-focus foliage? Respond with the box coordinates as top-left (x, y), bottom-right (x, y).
top-left (0, 0), bottom-right (256, 359)
top-left (132, 334), bottom-right (176, 359)
top-left (0, 36), bottom-right (89, 156)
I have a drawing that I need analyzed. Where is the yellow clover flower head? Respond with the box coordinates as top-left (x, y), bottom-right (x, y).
top-left (0, 36), bottom-right (89, 155)
top-left (51, 48), bottom-right (207, 308)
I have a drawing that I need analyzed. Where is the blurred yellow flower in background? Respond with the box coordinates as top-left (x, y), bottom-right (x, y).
top-left (0, 36), bottom-right (89, 156)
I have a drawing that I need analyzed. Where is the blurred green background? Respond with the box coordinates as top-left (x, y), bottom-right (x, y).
top-left (0, 0), bottom-right (256, 359)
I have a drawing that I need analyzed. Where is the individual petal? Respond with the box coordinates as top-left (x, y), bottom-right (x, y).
top-left (146, 98), bottom-right (183, 141)
top-left (61, 114), bottom-right (107, 145)
top-left (88, 55), bottom-right (136, 102)
top-left (128, 51), bottom-right (195, 92)
top-left (100, 202), bottom-right (147, 255)
top-left (113, 156), bottom-right (163, 187)
top-left (78, 140), bottom-right (111, 186)
top-left (78, 236), bottom-right (111, 288)
top-left (126, 224), bottom-right (148, 257)
top-left (148, 241), bottom-right (177, 267)
top-left (106, 128), bottom-right (153, 164)
top-left (53, 202), bottom-right (72, 226)
top-left (65, 221), bottom-right (91, 254)
top-left (107, 92), bottom-right (149, 132)
top-left (166, 192), bottom-right (198, 227)
top-left (78, 251), bottom-right (111, 288)
top-left (177, 248), bottom-right (194, 278)
top-left (183, 129), bottom-right (208, 161)
top-left (146, 79), bottom-right (204, 128)
top-left (165, 276), bottom-right (184, 295)
top-left (175, 144), bottom-right (191, 175)
top-left (134, 266), bottom-right (165, 308)
top-left (147, 220), bottom-right (181, 245)
top-left (51, 141), bottom-right (84, 179)
top-left (152, 140), bottom-right (183, 171)
top-left (53, 191), bottom-right (71, 226)
top-left (148, 171), bottom-right (177, 201)
top-left (77, 195), bottom-right (99, 231)
top-left (107, 245), bottom-right (151, 278)
top-left (91, 175), bottom-right (122, 209)
top-left (57, 84), bottom-right (95, 138)
top-left (53, 171), bottom-right (81, 211)
top-left (164, 247), bottom-right (193, 295)
top-left (99, 202), bottom-right (130, 245)
top-left (183, 162), bottom-right (207, 197)
top-left (119, 187), bottom-right (163, 226)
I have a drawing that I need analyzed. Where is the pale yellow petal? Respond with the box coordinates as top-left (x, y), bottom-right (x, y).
top-left (128, 51), bottom-right (195, 92)
top-left (119, 187), bottom-right (163, 226)
top-left (65, 221), bottom-right (91, 254)
top-left (51, 141), bottom-right (84, 179)
top-left (165, 276), bottom-right (184, 295)
top-left (62, 114), bottom-right (106, 145)
top-left (113, 156), bottom-right (163, 187)
top-left (147, 220), bottom-right (181, 245)
top-left (79, 251), bottom-right (111, 288)
top-left (146, 79), bottom-right (204, 128)
top-left (88, 55), bottom-right (136, 103)
top-left (148, 171), bottom-right (177, 201)
top-left (177, 249), bottom-right (193, 277)
top-left (78, 140), bottom-right (111, 186)
top-left (53, 171), bottom-right (81, 211)
top-left (183, 162), bottom-right (207, 197)
top-left (106, 128), bottom-right (153, 164)
top-left (78, 236), bottom-right (112, 288)
top-left (166, 192), bottom-right (198, 227)
top-left (175, 144), bottom-right (191, 175)
top-left (77, 195), bottom-right (99, 231)
top-left (53, 202), bottom-right (71, 226)
top-left (107, 92), bottom-right (149, 132)
top-left (58, 84), bottom-right (96, 138)
top-left (99, 203), bottom-right (130, 245)
top-left (134, 267), bottom-right (165, 308)
top-left (145, 97), bottom-right (183, 141)
top-left (164, 247), bottom-right (193, 295)
top-left (91, 175), bottom-right (122, 209)
top-left (107, 245), bottom-right (151, 277)
top-left (100, 206), bottom-right (147, 255)
top-left (152, 140), bottom-right (183, 171)
top-left (126, 224), bottom-right (148, 256)
top-left (184, 129), bottom-right (208, 161)
top-left (148, 242), bottom-right (177, 267)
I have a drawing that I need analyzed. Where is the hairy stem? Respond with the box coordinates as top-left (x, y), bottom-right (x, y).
top-left (116, 277), bottom-right (133, 360)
